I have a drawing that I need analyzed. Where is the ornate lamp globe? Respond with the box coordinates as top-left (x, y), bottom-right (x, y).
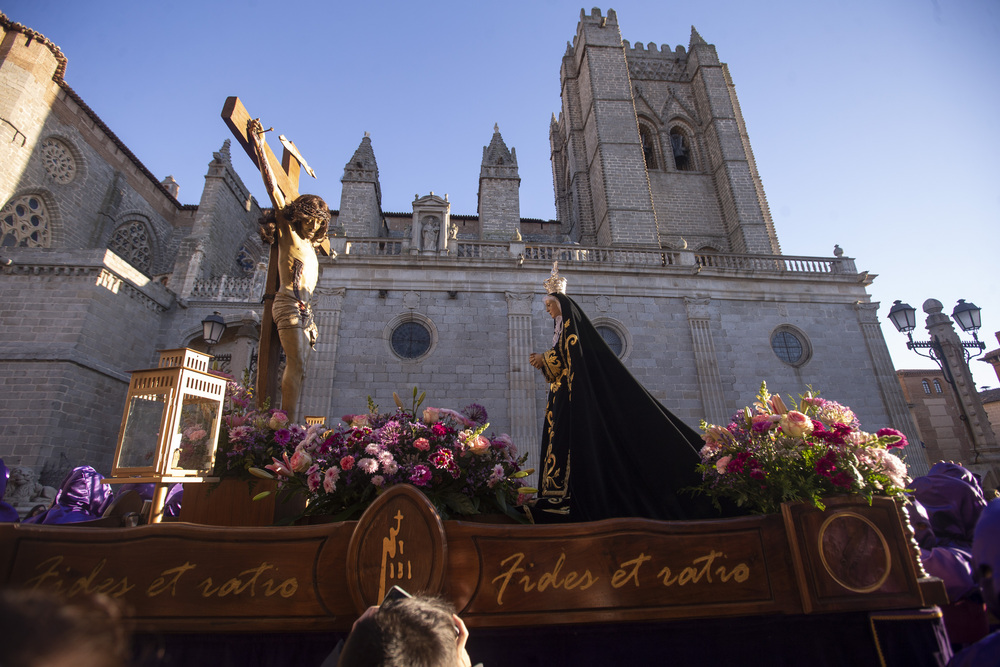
top-left (887, 300), bottom-right (916, 333)
top-left (202, 311), bottom-right (227, 345)
top-left (951, 299), bottom-right (982, 333)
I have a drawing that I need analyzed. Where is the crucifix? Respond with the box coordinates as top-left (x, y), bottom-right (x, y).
top-left (221, 96), bottom-right (332, 420)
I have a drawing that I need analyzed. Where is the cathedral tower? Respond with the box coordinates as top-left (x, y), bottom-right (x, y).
top-left (551, 9), bottom-right (781, 254)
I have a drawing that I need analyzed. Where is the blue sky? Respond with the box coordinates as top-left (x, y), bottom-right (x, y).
top-left (5, 0), bottom-right (999, 388)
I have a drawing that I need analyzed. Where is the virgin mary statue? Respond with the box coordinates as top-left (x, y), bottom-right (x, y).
top-left (527, 263), bottom-right (721, 523)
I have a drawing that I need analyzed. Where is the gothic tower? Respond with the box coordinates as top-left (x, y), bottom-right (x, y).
top-left (338, 133), bottom-right (383, 237)
top-left (477, 124), bottom-right (521, 241)
top-left (551, 9), bottom-right (781, 254)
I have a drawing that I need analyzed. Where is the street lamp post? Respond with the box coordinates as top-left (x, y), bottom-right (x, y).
top-left (887, 299), bottom-right (998, 479)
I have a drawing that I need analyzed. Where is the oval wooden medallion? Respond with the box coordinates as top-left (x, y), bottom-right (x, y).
top-left (345, 484), bottom-right (447, 613)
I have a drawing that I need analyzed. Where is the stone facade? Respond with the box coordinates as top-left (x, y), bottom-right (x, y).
top-left (0, 9), bottom-right (943, 490)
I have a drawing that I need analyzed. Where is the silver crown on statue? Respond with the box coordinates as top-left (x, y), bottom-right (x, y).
top-left (543, 261), bottom-right (567, 294)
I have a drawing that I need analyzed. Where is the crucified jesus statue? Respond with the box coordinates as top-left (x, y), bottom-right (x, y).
top-left (223, 97), bottom-right (332, 422)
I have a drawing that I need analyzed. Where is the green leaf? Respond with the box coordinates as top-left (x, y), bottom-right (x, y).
top-left (442, 492), bottom-right (478, 515)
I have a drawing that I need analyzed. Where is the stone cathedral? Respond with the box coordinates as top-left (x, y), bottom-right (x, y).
top-left (0, 8), bottom-right (937, 488)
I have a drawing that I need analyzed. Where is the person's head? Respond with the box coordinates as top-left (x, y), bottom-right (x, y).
top-left (285, 194), bottom-right (330, 241)
top-left (337, 595), bottom-right (467, 667)
top-left (543, 294), bottom-right (562, 319)
top-left (0, 589), bottom-right (129, 667)
top-left (973, 498), bottom-right (1000, 617)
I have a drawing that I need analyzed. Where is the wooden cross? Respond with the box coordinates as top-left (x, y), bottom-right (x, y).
top-left (221, 96), bottom-right (328, 409)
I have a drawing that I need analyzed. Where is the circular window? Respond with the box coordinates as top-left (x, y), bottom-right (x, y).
top-left (596, 325), bottom-right (623, 357)
top-left (591, 318), bottom-right (630, 360)
top-left (770, 326), bottom-right (811, 367)
top-left (390, 321), bottom-right (431, 359)
top-left (40, 138), bottom-right (77, 184)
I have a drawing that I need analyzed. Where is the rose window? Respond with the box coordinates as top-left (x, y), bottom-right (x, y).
top-left (40, 138), bottom-right (77, 184)
top-left (0, 195), bottom-right (50, 248)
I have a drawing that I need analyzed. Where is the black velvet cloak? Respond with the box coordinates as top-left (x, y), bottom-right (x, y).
top-left (531, 293), bottom-right (719, 522)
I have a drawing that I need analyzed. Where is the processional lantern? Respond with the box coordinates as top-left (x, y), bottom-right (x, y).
top-left (109, 349), bottom-right (227, 520)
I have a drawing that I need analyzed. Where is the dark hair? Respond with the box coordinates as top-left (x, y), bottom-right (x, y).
top-left (337, 596), bottom-right (457, 667)
top-left (258, 194), bottom-right (331, 245)
top-left (0, 589), bottom-right (129, 667)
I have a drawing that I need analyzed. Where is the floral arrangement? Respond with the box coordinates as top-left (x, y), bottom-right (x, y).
top-left (216, 380), bottom-right (536, 522)
top-left (694, 383), bottom-right (910, 515)
top-left (211, 372), bottom-right (298, 479)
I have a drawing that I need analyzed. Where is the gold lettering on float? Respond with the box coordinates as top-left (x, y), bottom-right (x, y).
top-left (491, 552), bottom-right (598, 605)
top-left (196, 562), bottom-right (298, 599)
top-left (378, 510), bottom-right (412, 603)
top-left (147, 562), bottom-right (197, 597)
top-left (611, 553), bottom-right (651, 589)
top-left (655, 550), bottom-right (750, 587)
top-left (26, 556), bottom-right (135, 598)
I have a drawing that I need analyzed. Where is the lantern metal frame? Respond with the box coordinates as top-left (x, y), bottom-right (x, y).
top-left (108, 349), bottom-right (227, 520)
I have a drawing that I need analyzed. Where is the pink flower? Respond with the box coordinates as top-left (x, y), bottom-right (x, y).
top-left (358, 457), bottom-right (378, 474)
top-left (340, 455), bottom-right (355, 471)
top-left (422, 407), bottom-right (441, 424)
top-left (184, 427), bottom-right (207, 442)
top-left (488, 464), bottom-right (505, 488)
top-left (307, 468), bottom-right (322, 492)
top-left (323, 466), bottom-right (341, 493)
top-left (414, 437), bottom-right (430, 451)
top-left (342, 414), bottom-right (370, 428)
top-left (752, 415), bottom-right (776, 433)
top-left (715, 455), bottom-right (732, 473)
top-left (768, 395), bottom-right (789, 415)
top-left (779, 411), bottom-right (814, 438)
top-left (265, 453), bottom-right (294, 478)
top-left (431, 423), bottom-right (448, 437)
top-left (371, 475), bottom-right (385, 488)
top-left (268, 410), bottom-right (289, 430)
top-left (290, 447), bottom-right (313, 473)
top-left (467, 435), bottom-right (491, 456)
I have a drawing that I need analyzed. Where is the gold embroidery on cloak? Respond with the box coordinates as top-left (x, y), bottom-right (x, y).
top-left (538, 314), bottom-right (579, 505)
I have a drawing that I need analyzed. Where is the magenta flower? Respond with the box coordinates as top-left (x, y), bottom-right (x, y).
top-left (876, 428), bottom-right (909, 449)
top-left (409, 464), bottom-right (432, 487)
top-left (430, 448), bottom-right (454, 469)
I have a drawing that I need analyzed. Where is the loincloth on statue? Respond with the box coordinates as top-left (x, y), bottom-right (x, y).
top-left (272, 292), bottom-right (318, 348)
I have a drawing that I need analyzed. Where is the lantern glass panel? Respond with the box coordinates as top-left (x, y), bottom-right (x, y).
top-left (117, 392), bottom-right (168, 469)
top-left (169, 393), bottom-right (221, 472)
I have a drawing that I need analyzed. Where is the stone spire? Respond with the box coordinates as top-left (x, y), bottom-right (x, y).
top-left (339, 134), bottom-right (384, 237)
top-left (477, 125), bottom-right (521, 241)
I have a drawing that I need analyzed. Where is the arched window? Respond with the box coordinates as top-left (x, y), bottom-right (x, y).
top-left (1, 195), bottom-right (51, 248)
top-left (922, 380), bottom-right (931, 394)
top-left (933, 379), bottom-right (943, 393)
top-left (669, 128), bottom-right (693, 171)
top-left (108, 220), bottom-right (152, 272)
top-left (639, 124), bottom-right (658, 170)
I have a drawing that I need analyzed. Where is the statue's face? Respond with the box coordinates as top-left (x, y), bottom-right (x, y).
top-left (300, 215), bottom-right (323, 239)
top-left (10, 467), bottom-right (29, 483)
top-left (544, 297), bottom-right (562, 319)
